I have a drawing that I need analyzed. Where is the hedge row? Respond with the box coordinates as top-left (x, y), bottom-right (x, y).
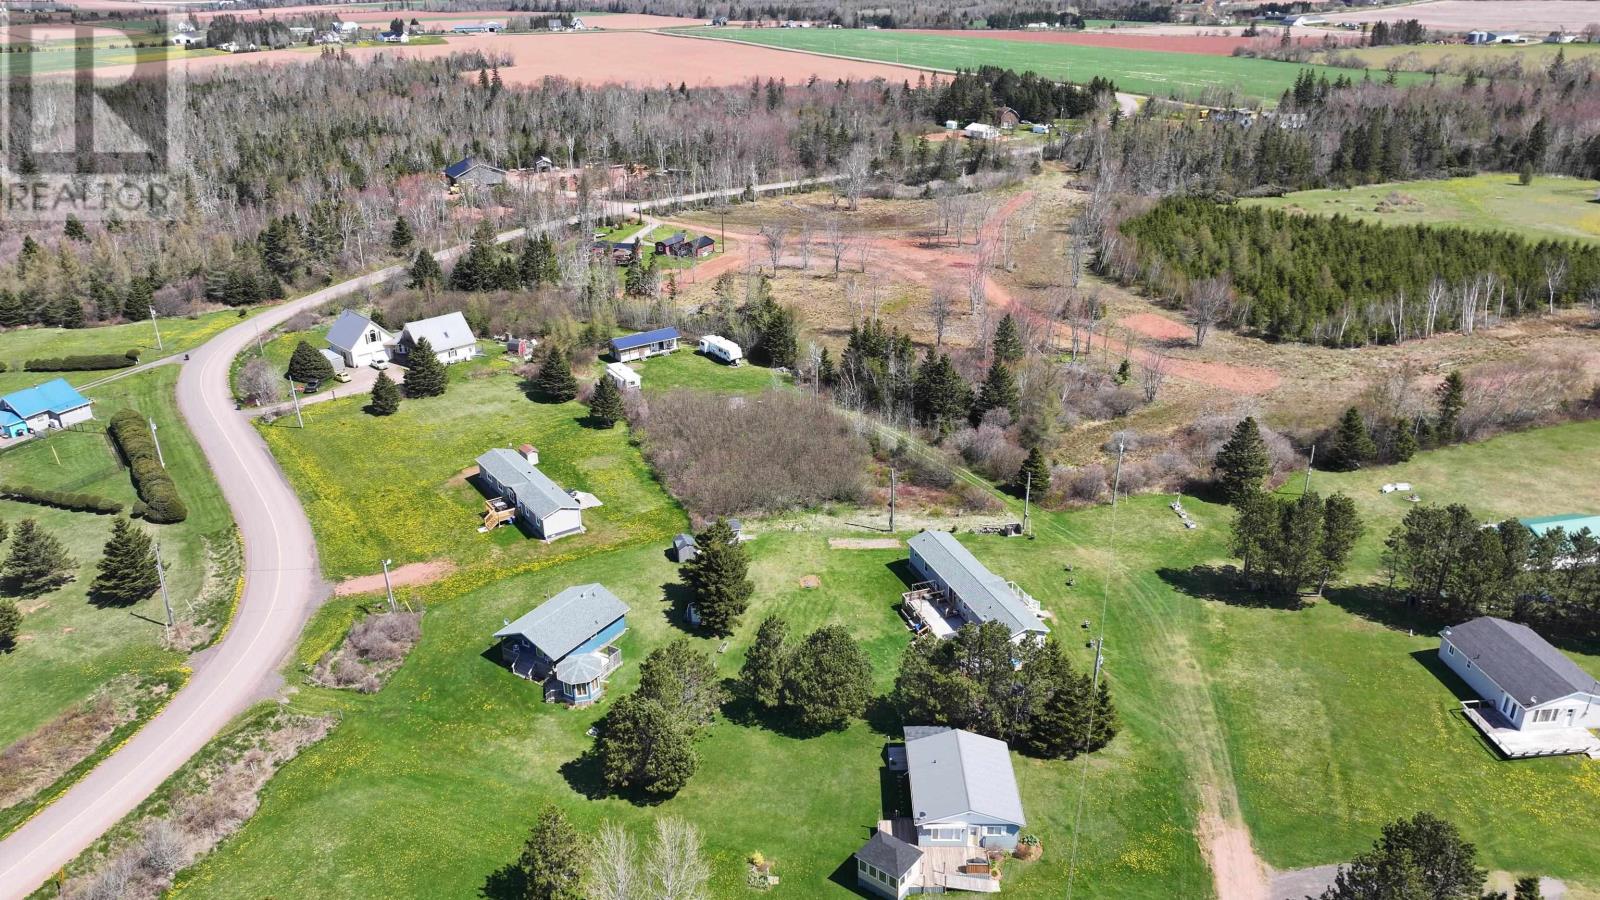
top-left (0, 483), bottom-right (123, 514)
top-left (108, 409), bottom-right (187, 523)
top-left (25, 350), bottom-right (140, 372)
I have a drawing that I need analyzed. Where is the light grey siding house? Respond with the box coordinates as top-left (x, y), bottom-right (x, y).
top-left (443, 156), bottom-right (507, 186)
top-left (906, 530), bottom-right (1048, 642)
top-left (396, 311), bottom-right (478, 365)
top-left (905, 726), bottom-right (1025, 851)
top-left (476, 448), bottom-right (584, 541)
top-left (1440, 617), bottom-right (1600, 731)
top-left (325, 309), bottom-right (395, 368)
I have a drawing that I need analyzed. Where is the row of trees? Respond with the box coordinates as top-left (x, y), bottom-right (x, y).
top-left (0, 515), bottom-right (161, 653)
top-left (931, 67), bottom-right (1114, 126)
top-left (506, 805), bottom-right (710, 900)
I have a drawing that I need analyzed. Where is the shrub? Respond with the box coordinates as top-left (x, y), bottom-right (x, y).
top-left (24, 352), bottom-right (140, 372)
top-left (0, 484), bottom-right (122, 514)
top-left (108, 409), bottom-right (187, 523)
top-left (951, 424), bottom-right (1026, 483)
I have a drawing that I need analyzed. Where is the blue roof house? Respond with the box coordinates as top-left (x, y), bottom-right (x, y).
top-left (0, 378), bottom-right (94, 438)
top-left (608, 326), bottom-right (680, 363)
top-left (494, 584), bottom-right (629, 705)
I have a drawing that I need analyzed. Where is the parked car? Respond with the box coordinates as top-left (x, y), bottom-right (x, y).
top-left (333, 370), bottom-right (352, 383)
top-left (370, 359), bottom-right (390, 370)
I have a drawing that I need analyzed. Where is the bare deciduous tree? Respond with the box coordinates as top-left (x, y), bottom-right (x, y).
top-left (1139, 352), bottom-right (1168, 403)
top-left (760, 222), bottom-right (789, 271)
top-left (647, 817), bottom-right (711, 900)
top-left (238, 356), bottom-right (284, 407)
top-left (798, 219), bottom-right (814, 271)
top-left (587, 821), bottom-right (637, 900)
top-left (839, 145), bottom-right (872, 211)
top-left (929, 283), bottom-right (954, 349)
top-left (1184, 276), bottom-right (1233, 348)
top-left (1543, 253), bottom-right (1569, 315)
top-left (821, 214), bottom-right (850, 275)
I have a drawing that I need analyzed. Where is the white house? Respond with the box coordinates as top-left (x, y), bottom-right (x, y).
top-left (1439, 617), bottom-right (1600, 732)
top-left (963, 122), bottom-right (1000, 141)
top-left (905, 530), bottom-right (1048, 643)
top-left (170, 31), bottom-right (204, 46)
top-left (325, 309), bottom-right (395, 368)
top-left (396, 312), bottom-right (479, 365)
top-left (380, 30), bottom-right (409, 42)
top-left (608, 327), bottom-right (680, 363)
top-left (476, 448), bottom-right (584, 541)
top-left (0, 379), bottom-right (94, 439)
top-left (604, 362), bottom-right (641, 389)
top-left (697, 334), bottom-right (743, 365)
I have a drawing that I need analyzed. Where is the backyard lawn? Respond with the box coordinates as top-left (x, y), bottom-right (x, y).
top-left (683, 28), bottom-right (1433, 103)
top-left (0, 308), bottom-right (253, 395)
top-left (1248, 174), bottom-right (1600, 246)
top-left (619, 348), bottom-right (789, 395)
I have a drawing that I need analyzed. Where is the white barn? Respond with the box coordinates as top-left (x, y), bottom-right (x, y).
top-left (698, 334), bottom-right (743, 365)
top-left (1440, 617), bottom-right (1600, 732)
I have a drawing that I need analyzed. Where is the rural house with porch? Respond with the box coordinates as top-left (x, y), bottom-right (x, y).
top-left (395, 312), bottom-right (478, 365)
top-left (1440, 616), bottom-right (1600, 759)
top-left (475, 447), bottom-right (584, 541)
top-left (493, 584), bottom-right (628, 705)
top-left (0, 379), bottom-right (94, 438)
top-left (902, 531), bottom-right (1048, 643)
top-left (608, 327), bottom-right (680, 362)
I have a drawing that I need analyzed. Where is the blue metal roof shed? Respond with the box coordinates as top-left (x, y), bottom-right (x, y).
top-left (2, 378), bottom-right (91, 419)
top-left (608, 327), bottom-right (680, 354)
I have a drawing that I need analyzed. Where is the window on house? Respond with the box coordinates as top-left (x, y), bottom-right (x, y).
top-left (1446, 644), bottom-right (1455, 655)
top-left (928, 826), bottom-right (964, 842)
top-left (982, 825), bottom-right (1007, 836)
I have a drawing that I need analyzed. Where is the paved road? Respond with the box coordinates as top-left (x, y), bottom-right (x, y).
top-left (0, 174), bottom-right (842, 898)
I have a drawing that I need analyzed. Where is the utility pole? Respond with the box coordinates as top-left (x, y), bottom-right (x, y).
top-left (1023, 472), bottom-right (1032, 535)
top-left (1112, 441), bottom-right (1126, 507)
top-left (149, 307), bottom-right (162, 351)
top-left (1304, 443), bottom-right (1316, 495)
top-left (381, 558), bottom-right (396, 613)
top-left (285, 375), bottom-right (304, 428)
top-left (155, 542), bottom-right (173, 630)
top-left (149, 418), bottom-right (165, 467)
top-left (888, 467), bottom-right (897, 533)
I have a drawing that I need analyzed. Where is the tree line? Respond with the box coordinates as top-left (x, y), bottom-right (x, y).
top-left (931, 67), bottom-right (1114, 126)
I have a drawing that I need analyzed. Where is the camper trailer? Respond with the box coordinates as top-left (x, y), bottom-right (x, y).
top-left (698, 335), bottom-right (744, 366)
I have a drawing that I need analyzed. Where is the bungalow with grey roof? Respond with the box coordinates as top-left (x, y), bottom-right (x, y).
top-left (443, 155), bottom-right (506, 187)
top-left (395, 311), bottom-right (478, 365)
top-left (494, 583), bottom-right (628, 704)
top-left (476, 447), bottom-right (584, 541)
top-left (904, 530), bottom-right (1047, 643)
top-left (1440, 617), bottom-right (1600, 742)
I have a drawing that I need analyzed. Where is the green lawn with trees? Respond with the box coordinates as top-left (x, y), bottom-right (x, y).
top-left (0, 308), bottom-right (253, 394)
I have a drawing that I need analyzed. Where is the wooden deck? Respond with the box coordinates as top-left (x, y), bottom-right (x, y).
top-left (1461, 701), bottom-right (1600, 759)
top-left (882, 819), bottom-right (1003, 894)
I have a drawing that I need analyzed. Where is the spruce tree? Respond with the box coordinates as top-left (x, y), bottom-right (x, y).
top-left (451, 221), bottom-right (501, 292)
top-left (780, 625), bottom-right (873, 732)
top-left (286, 340), bottom-right (335, 385)
top-left (739, 615), bottom-right (789, 709)
top-left (90, 518), bottom-right (159, 606)
top-left (3, 520), bottom-right (76, 597)
top-left (992, 313), bottom-right (1024, 363)
top-left (680, 519), bottom-right (753, 637)
top-left (1436, 370), bottom-right (1465, 443)
top-left (1325, 407), bottom-right (1376, 471)
top-left (122, 278), bottom-right (153, 321)
top-left (596, 693), bottom-right (697, 797)
top-left (0, 598), bottom-right (20, 650)
top-left (1011, 446), bottom-right (1050, 498)
top-left (536, 344), bottom-right (578, 402)
top-left (1392, 421), bottom-right (1419, 462)
top-left (389, 216), bottom-right (414, 254)
top-left (408, 249), bottom-right (443, 291)
top-left (913, 351), bottom-right (971, 437)
top-left (402, 337), bottom-right (448, 398)
top-left (818, 347), bottom-right (836, 386)
top-left (971, 357), bottom-right (1020, 425)
top-left (1317, 493), bottom-right (1364, 595)
top-left (1115, 358), bottom-right (1132, 385)
top-left (588, 374), bottom-right (625, 428)
top-left (1214, 416), bottom-right (1271, 503)
top-left (516, 805), bottom-right (583, 900)
top-left (760, 304), bottom-right (799, 369)
top-left (368, 370), bottom-right (401, 416)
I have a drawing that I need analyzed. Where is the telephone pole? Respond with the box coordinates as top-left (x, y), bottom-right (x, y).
top-left (149, 307), bottom-right (162, 351)
top-left (154, 542), bottom-right (173, 630)
top-left (888, 467), bottom-right (897, 533)
top-left (381, 558), bottom-right (396, 613)
top-left (149, 418), bottom-right (165, 468)
top-left (1022, 472), bottom-right (1032, 536)
top-left (285, 375), bottom-right (304, 428)
top-left (1304, 443), bottom-right (1316, 495)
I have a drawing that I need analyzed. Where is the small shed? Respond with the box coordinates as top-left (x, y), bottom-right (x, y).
top-left (687, 235), bottom-right (716, 258)
top-left (318, 349), bottom-right (347, 372)
top-left (653, 232), bottom-right (687, 256)
top-left (671, 533), bottom-right (698, 563)
top-left (604, 362), bottom-right (641, 389)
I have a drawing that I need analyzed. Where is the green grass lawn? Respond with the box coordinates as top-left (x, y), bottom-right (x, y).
top-left (682, 28), bottom-right (1433, 103)
top-left (1312, 40), bottom-right (1600, 72)
top-left (228, 323), bottom-right (333, 400)
top-left (1248, 174), bottom-right (1600, 245)
top-left (621, 346), bottom-right (788, 394)
top-left (0, 44), bottom-right (224, 77)
top-left (0, 366), bottom-right (236, 750)
top-left (0, 308), bottom-right (253, 395)
top-left (256, 354), bottom-right (685, 582)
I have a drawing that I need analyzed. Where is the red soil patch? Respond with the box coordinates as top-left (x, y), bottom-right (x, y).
top-left (1120, 312), bottom-right (1193, 343)
top-left (334, 559), bottom-right (457, 597)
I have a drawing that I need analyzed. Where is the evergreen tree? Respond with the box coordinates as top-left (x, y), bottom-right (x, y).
top-left (588, 374), bottom-right (625, 428)
top-left (408, 249), bottom-right (444, 291)
top-left (0, 291), bottom-right (26, 328)
top-left (535, 344), bottom-right (578, 402)
top-left (638, 640), bottom-right (727, 728)
top-left (1010, 446), bottom-right (1050, 498)
top-left (818, 347), bottom-right (837, 386)
top-left (1392, 420), bottom-right (1419, 462)
top-left (389, 216), bottom-right (414, 254)
top-left (90, 518), bottom-right (159, 606)
top-left (971, 358), bottom-right (1020, 425)
top-left (1436, 370), bottom-right (1465, 443)
top-left (450, 221), bottom-right (501, 292)
top-left (739, 615), bottom-right (789, 709)
top-left (287, 340), bottom-right (334, 385)
top-left (1317, 492), bottom-right (1363, 595)
top-left (368, 371), bottom-right (401, 416)
top-left (680, 519), bottom-right (753, 636)
top-left (1316, 812), bottom-right (1484, 900)
top-left (759, 303), bottom-right (799, 369)
top-left (992, 313), bottom-right (1024, 363)
top-left (515, 805), bottom-right (583, 900)
top-left (912, 351), bottom-right (971, 437)
top-left (780, 624), bottom-right (873, 732)
top-left (1115, 358), bottom-right (1132, 385)
top-left (63, 215), bottom-right (88, 242)
top-left (1515, 876), bottom-right (1544, 900)
top-left (3, 520), bottom-right (75, 597)
top-left (596, 693), bottom-right (697, 797)
top-left (1214, 416), bottom-right (1272, 503)
top-left (402, 337), bottom-right (448, 398)
top-left (122, 278), bottom-right (153, 321)
top-left (1325, 407), bottom-right (1377, 471)
top-left (0, 598), bottom-right (19, 650)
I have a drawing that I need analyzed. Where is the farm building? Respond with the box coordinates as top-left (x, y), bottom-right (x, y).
top-left (1440, 617), bottom-right (1600, 758)
top-left (379, 30), bottom-right (408, 42)
top-left (443, 156), bottom-right (507, 188)
top-left (1466, 30), bottom-right (1523, 44)
top-left (506, 337), bottom-right (539, 360)
top-left (170, 31), bottom-right (205, 46)
top-left (395, 312), bottom-right (478, 365)
top-left (451, 20), bottom-right (503, 33)
top-left (475, 448), bottom-right (584, 541)
top-left (903, 531), bottom-right (1048, 643)
top-left (962, 123), bottom-right (1000, 141)
top-left (604, 362), bottom-right (641, 389)
top-left (493, 583), bottom-right (628, 705)
top-left (1520, 514), bottom-right (1600, 538)
top-left (853, 726), bottom-right (1024, 896)
top-left (0, 378), bottom-right (93, 438)
top-left (609, 327), bottom-right (680, 362)
top-left (653, 232), bottom-right (687, 256)
top-left (994, 106), bottom-right (1020, 128)
top-left (686, 235), bottom-right (715, 257)
top-left (698, 335), bottom-right (743, 365)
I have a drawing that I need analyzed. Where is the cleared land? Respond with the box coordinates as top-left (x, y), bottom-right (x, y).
top-left (1318, 0), bottom-right (1600, 32)
top-left (0, 308), bottom-right (247, 394)
top-left (678, 28), bottom-right (1433, 102)
top-left (1247, 174), bottom-right (1600, 245)
top-left (904, 28), bottom-right (1356, 55)
top-left (1312, 39), bottom-right (1600, 70)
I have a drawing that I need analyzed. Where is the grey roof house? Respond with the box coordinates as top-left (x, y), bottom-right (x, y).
top-left (325, 309), bottom-right (395, 368)
top-left (444, 156), bottom-right (507, 186)
top-left (1439, 617), bottom-right (1600, 742)
top-left (494, 584), bottom-right (628, 705)
top-left (476, 448), bottom-right (584, 541)
top-left (396, 312), bottom-right (478, 365)
top-left (905, 530), bottom-right (1048, 642)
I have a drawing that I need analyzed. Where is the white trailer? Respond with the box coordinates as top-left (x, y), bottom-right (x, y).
top-left (604, 362), bottom-right (641, 389)
top-left (698, 335), bottom-right (744, 366)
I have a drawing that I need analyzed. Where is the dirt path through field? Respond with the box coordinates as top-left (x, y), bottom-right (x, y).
top-left (333, 559), bottom-right (456, 597)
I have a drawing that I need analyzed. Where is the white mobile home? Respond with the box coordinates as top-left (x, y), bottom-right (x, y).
top-left (697, 334), bottom-right (743, 365)
top-left (604, 362), bottom-right (641, 389)
top-left (476, 448), bottom-right (584, 541)
top-left (905, 530), bottom-right (1048, 642)
top-left (1440, 617), bottom-right (1600, 732)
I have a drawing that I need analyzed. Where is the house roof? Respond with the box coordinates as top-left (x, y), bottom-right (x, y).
top-left (906, 727), bottom-right (1025, 827)
top-left (609, 327), bottom-right (680, 353)
top-left (2, 378), bottom-right (91, 419)
top-left (656, 231), bottom-right (686, 247)
top-left (855, 831), bottom-right (923, 879)
top-left (1521, 514), bottom-right (1600, 539)
top-left (476, 448), bottom-right (579, 519)
top-left (1442, 616), bottom-right (1599, 707)
top-left (494, 583), bottom-right (628, 662)
top-left (673, 534), bottom-right (697, 551)
top-left (0, 410), bottom-right (23, 427)
top-left (554, 650), bottom-right (609, 684)
top-left (443, 156), bottom-right (504, 179)
top-left (325, 309), bottom-right (388, 353)
top-left (908, 531), bottom-right (1048, 638)
top-left (402, 311), bottom-right (477, 353)
top-left (689, 235), bottom-right (715, 249)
